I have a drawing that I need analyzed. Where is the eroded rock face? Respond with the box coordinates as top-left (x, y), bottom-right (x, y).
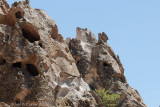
top-left (67, 28), bottom-right (147, 107)
top-left (0, 1), bottom-right (96, 107)
top-left (0, 0), bottom-right (147, 107)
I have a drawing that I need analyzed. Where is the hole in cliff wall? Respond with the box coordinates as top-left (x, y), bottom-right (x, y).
top-left (103, 62), bottom-right (109, 67)
top-left (102, 62), bottom-right (113, 75)
top-left (26, 64), bottom-right (39, 76)
top-left (15, 11), bottom-right (22, 19)
top-left (38, 42), bottom-right (42, 48)
top-left (21, 23), bottom-right (40, 43)
top-left (13, 62), bottom-right (22, 68)
top-left (89, 85), bottom-right (95, 91)
top-left (15, 98), bottom-right (20, 105)
top-left (15, 7), bottom-right (24, 19)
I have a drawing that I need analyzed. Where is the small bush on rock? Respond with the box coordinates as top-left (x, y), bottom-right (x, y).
top-left (95, 89), bottom-right (120, 107)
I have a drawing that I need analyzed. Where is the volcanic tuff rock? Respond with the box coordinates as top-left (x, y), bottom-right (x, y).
top-left (0, 0), bottom-right (147, 107)
top-left (67, 28), bottom-right (147, 107)
top-left (0, 1), bottom-right (96, 107)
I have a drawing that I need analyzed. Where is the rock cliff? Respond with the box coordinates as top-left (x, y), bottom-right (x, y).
top-left (0, 0), bottom-right (147, 107)
top-left (67, 28), bottom-right (147, 107)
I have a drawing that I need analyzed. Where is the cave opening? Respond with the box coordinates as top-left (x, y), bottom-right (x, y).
top-left (103, 62), bottom-right (110, 73)
top-left (26, 64), bottom-right (39, 76)
top-left (21, 23), bottom-right (40, 43)
top-left (22, 28), bottom-right (40, 43)
top-left (15, 98), bottom-right (20, 104)
top-left (15, 11), bottom-right (22, 19)
top-left (38, 42), bottom-right (42, 48)
top-left (13, 62), bottom-right (22, 68)
top-left (103, 62), bottom-right (109, 67)
top-left (89, 85), bottom-right (95, 91)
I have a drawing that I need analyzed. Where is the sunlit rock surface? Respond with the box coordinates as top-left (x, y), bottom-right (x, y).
top-left (67, 28), bottom-right (147, 107)
top-left (0, 0), bottom-right (147, 107)
top-left (0, 1), bottom-right (96, 107)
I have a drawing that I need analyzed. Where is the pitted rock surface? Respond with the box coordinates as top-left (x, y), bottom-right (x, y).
top-left (0, 0), bottom-right (147, 107)
top-left (0, 1), bottom-right (96, 107)
top-left (67, 28), bottom-right (147, 107)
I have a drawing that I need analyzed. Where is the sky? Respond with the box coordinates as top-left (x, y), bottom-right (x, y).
top-left (7, 0), bottom-right (160, 107)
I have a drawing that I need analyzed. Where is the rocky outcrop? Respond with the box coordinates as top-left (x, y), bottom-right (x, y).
top-left (0, 1), bottom-right (96, 107)
top-left (0, 0), bottom-right (147, 107)
top-left (67, 28), bottom-right (147, 107)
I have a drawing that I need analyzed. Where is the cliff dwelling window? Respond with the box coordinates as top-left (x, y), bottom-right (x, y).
top-left (13, 62), bottom-right (22, 68)
top-left (22, 23), bottom-right (40, 43)
top-left (26, 64), bottom-right (39, 76)
top-left (15, 11), bottom-right (22, 18)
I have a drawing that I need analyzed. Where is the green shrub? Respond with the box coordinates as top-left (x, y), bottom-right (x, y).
top-left (95, 89), bottom-right (120, 107)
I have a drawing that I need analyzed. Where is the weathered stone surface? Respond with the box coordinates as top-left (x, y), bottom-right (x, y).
top-left (68, 27), bottom-right (147, 107)
top-left (98, 32), bottom-right (108, 43)
top-left (0, 1), bottom-right (96, 107)
top-left (0, 0), bottom-right (147, 107)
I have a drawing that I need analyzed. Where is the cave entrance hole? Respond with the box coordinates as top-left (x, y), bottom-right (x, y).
top-left (26, 64), bottom-right (39, 76)
top-left (103, 62), bottom-right (109, 67)
top-left (22, 23), bottom-right (40, 43)
top-left (13, 62), bottom-right (22, 68)
top-left (15, 11), bottom-right (22, 18)
top-left (14, 98), bottom-right (21, 105)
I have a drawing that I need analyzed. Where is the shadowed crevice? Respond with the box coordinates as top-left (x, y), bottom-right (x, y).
top-left (26, 64), bottom-right (39, 76)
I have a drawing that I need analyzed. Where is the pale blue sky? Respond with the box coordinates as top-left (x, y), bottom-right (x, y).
top-left (7, 0), bottom-right (160, 107)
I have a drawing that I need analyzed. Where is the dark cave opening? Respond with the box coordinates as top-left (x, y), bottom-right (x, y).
top-left (38, 42), bottom-right (42, 48)
top-left (26, 64), bottom-right (39, 76)
top-left (103, 62), bottom-right (109, 67)
top-left (13, 62), bottom-right (22, 68)
top-left (103, 62), bottom-right (110, 73)
top-left (22, 28), bottom-right (40, 43)
top-left (89, 85), bottom-right (95, 91)
top-left (15, 98), bottom-right (20, 104)
top-left (15, 11), bottom-right (22, 18)
top-left (21, 23), bottom-right (40, 43)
